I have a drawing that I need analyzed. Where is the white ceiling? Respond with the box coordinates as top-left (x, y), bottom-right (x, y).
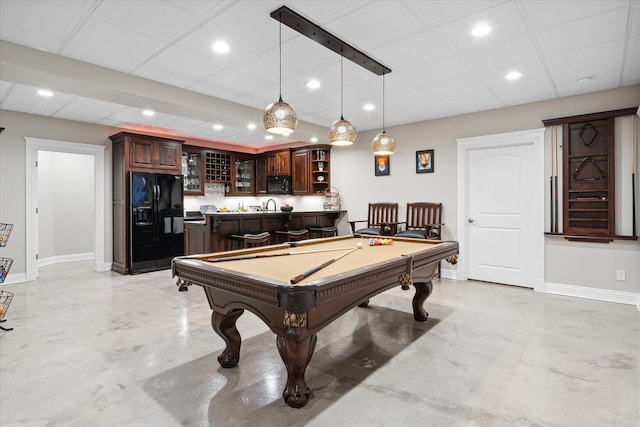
top-left (1, 0), bottom-right (639, 148)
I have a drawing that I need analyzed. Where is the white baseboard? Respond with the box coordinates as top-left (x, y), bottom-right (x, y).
top-left (544, 282), bottom-right (640, 311)
top-left (38, 252), bottom-right (94, 268)
top-left (96, 262), bottom-right (112, 272)
top-left (0, 271), bottom-right (27, 285)
top-left (440, 268), bottom-right (459, 280)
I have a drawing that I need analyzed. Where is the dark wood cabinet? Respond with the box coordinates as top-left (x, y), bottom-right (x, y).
top-left (291, 145), bottom-right (331, 195)
top-left (564, 118), bottom-right (614, 236)
top-left (292, 149), bottom-right (311, 194)
top-left (543, 107), bottom-right (637, 242)
top-left (267, 150), bottom-right (290, 175)
top-left (126, 134), bottom-right (182, 172)
top-left (182, 146), bottom-right (204, 195)
top-left (230, 155), bottom-right (254, 195)
top-left (255, 155), bottom-right (268, 194)
top-left (110, 132), bottom-right (184, 274)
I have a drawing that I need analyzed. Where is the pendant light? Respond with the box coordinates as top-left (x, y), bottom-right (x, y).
top-left (371, 72), bottom-right (396, 155)
top-left (263, 14), bottom-right (297, 135)
top-left (328, 51), bottom-right (356, 146)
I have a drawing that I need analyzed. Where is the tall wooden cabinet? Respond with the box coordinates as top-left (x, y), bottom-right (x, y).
top-left (110, 132), bottom-right (183, 274)
top-left (543, 107), bottom-right (637, 241)
top-left (292, 145), bottom-right (331, 195)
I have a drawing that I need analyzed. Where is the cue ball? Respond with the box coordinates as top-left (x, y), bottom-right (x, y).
top-left (357, 242), bottom-right (363, 249)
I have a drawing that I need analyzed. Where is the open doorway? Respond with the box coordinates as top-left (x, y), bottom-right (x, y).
top-left (25, 137), bottom-right (106, 282)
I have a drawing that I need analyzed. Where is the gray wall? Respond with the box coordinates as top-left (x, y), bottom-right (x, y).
top-left (0, 85), bottom-right (638, 301)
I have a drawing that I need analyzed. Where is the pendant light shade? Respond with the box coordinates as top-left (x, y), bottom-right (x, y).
top-left (264, 14), bottom-right (297, 135)
top-left (329, 53), bottom-right (356, 146)
top-left (264, 96), bottom-right (297, 135)
top-left (371, 73), bottom-right (396, 155)
top-left (371, 131), bottom-right (396, 155)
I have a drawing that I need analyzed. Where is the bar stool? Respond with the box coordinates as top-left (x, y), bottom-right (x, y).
top-left (229, 232), bottom-right (270, 249)
top-left (275, 229), bottom-right (309, 243)
top-left (309, 226), bottom-right (338, 238)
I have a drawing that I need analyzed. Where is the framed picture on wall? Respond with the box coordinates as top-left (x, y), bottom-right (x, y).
top-left (416, 149), bottom-right (434, 173)
top-left (375, 155), bottom-right (390, 176)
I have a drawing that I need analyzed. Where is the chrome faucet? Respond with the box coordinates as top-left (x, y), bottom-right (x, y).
top-left (265, 198), bottom-right (277, 212)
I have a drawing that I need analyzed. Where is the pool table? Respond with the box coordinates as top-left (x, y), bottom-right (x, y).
top-left (172, 235), bottom-right (458, 408)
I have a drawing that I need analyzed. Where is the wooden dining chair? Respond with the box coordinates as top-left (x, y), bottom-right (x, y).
top-left (395, 202), bottom-right (443, 240)
top-left (395, 202), bottom-right (443, 278)
top-left (348, 202), bottom-right (399, 236)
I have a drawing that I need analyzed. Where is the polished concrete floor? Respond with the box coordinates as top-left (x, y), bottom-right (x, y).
top-left (0, 261), bottom-right (638, 426)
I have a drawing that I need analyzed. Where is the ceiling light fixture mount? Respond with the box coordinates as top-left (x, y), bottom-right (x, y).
top-left (263, 12), bottom-right (297, 135)
top-left (328, 52), bottom-right (356, 146)
top-left (270, 6), bottom-right (391, 76)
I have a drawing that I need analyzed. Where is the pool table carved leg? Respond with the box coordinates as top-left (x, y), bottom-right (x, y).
top-left (412, 280), bottom-right (433, 322)
top-left (276, 334), bottom-right (317, 408)
top-left (212, 309), bottom-right (244, 368)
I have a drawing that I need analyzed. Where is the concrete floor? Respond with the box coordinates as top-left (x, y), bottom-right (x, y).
top-left (0, 261), bottom-right (638, 426)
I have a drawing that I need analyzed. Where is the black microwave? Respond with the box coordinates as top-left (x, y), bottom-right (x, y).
top-left (267, 175), bottom-right (291, 194)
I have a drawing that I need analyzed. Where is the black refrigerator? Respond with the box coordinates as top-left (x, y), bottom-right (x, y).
top-left (130, 172), bottom-right (184, 274)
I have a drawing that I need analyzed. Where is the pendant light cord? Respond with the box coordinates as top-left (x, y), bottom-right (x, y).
top-left (382, 72), bottom-right (386, 132)
top-left (340, 50), bottom-right (344, 120)
top-left (278, 14), bottom-right (283, 101)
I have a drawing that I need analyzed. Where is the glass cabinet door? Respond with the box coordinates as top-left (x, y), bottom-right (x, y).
top-left (182, 151), bottom-right (204, 195)
top-left (234, 158), bottom-right (254, 194)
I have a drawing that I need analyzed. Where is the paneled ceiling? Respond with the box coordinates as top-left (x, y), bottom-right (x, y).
top-left (1, 0), bottom-right (638, 148)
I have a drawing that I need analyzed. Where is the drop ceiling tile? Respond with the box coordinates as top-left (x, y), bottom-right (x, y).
top-left (426, 75), bottom-right (489, 99)
top-left (537, 7), bottom-right (629, 56)
top-left (443, 89), bottom-right (505, 114)
top-left (521, 0), bottom-right (629, 31)
top-left (169, 0), bottom-right (235, 16)
top-left (62, 18), bottom-right (165, 71)
top-left (554, 64), bottom-right (622, 97)
top-left (402, 56), bottom-right (470, 85)
top-left (53, 97), bottom-right (126, 123)
top-left (91, 0), bottom-right (202, 43)
top-left (369, 30), bottom-right (453, 71)
top-left (478, 61), bottom-right (556, 106)
top-left (0, 1), bottom-right (82, 49)
top-left (133, 46), bottom-right (222, 89)
top-left (457, 35), bottom-right (539, 73)
top-left (545, 40), bottom-right (625, 77)
top-left (327, 2), bottom-right (426, 52)
top-left (404, 0), bottom-right (504, 27)
top-left (431, 1), bottom-right (529, 54)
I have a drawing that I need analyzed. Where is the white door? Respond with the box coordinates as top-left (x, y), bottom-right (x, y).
top-left (467, 144), bottom-right (536, 287)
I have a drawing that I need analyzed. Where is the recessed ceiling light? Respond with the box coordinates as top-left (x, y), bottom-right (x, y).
top-left (306, 79), bottom-right (320, 89)
top-left (213, 124), bottom-right (223, 130)
top-left (363, 103), bottom-right (375, 111)
top-left (142, 109), bottom-right (155, 116)
top-left (505, 71), bottom-right (522, 80)
top-left (247, 123), bottom-right (256, 130)
top-left (211, 40), bottom-right (230, 53)
top-left (265, 135), bottom-right (274, 140)
top-left (310, 137), bottom-right (318, 143)
top-left (37, 89), bottom-right (53, 97)
top-left (472, 23), bottom-right (492, 37)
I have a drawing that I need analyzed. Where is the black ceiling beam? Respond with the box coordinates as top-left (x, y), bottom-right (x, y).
top-left (270, 6), bottom-right (391, 76)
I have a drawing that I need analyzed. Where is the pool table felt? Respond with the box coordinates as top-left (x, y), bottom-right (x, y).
top-left (191, 236), bottom-right (444, 285)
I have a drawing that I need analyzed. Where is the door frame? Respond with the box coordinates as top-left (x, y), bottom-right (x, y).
top-left (456, 128), bottom-right (546, 291)
top-left (25, 137), bottom-right (107, 281)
